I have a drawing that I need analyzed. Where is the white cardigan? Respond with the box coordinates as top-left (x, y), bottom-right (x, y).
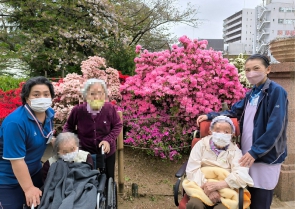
top-left (186, 135), bottom-right (254, 189)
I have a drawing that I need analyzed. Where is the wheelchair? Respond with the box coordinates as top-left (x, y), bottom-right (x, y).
top-left (173, 118), bottom-right (245, 209)
top-left (91, 145), bottom-right (118, 209)
top-left (35, 146), bottom-right (117, 209)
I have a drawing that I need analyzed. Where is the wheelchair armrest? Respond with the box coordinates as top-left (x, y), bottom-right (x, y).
top-left (174, 178), bottom-right (181, 206)
top-left (175, 161), bottom-right (187, 178)
top-left (174, 161), bottom-right (187, 207)
top-left (97, 173), bottom-right (107, 193)
top-left (239, 187), bottom-right (243, 209)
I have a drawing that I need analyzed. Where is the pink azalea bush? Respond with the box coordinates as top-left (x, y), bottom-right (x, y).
top-left (120, 36), bottom-right (246, 160)
top-left (52, 56), bottom-right (121, 124)
top-left (81, 56), bottom-right (122, 101)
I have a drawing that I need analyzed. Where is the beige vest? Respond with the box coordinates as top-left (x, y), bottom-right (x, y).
top-left (48, 150), bottom-right (90, 165)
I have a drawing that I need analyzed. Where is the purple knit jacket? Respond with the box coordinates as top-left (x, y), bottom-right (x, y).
top-left (63, 102), bottom-right (122, 158)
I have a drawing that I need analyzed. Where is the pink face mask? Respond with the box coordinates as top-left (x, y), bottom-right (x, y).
top-left (246, 71), bottom-right (266, 85)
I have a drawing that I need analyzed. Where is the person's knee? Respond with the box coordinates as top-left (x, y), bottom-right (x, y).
top-left (186, 201), bottom-right (197, 209)
top-left (186, 197), bottom-right (204, 209)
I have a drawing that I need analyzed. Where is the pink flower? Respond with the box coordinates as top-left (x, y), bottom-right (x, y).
top-left (120, 36), bottom-right (245, 161)
top-left (135, 45), bottom-right (142, 54)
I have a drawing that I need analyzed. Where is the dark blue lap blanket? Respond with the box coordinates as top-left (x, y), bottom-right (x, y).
top-left (39, 160), bottom-right (100, 209)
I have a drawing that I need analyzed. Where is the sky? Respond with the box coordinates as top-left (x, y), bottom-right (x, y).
top-left (171, 0), bottom-right (263, 39)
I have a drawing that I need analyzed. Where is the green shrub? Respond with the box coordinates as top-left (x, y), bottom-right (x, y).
top-left (0, 76), bottom-right (27, 91)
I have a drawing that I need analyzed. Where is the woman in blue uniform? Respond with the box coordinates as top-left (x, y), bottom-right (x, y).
top-left (0, 76), bottom-right (55, 209)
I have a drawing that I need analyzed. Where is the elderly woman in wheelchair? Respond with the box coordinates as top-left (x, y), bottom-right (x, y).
top-left (182, 116), bottom-right (254, 209)
top-left (38, 132), bottom-right (115, 209)
top-left (42, 132), bottom-right (94, 181)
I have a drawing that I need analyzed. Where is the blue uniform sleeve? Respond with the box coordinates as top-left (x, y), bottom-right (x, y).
top-left (207, 98), bottom-right (247, 120)
top-left (249, 87), bottom-right (288, 159)
top-left (2, 122), bottom-right (26, 159)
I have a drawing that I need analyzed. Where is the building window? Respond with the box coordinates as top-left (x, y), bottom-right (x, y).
top-left (278, 19), bottom-right (284, 24)
top-left (279, 7), bottom-right (295, 12)
top-left (286, 19), bottom-right (295, 24)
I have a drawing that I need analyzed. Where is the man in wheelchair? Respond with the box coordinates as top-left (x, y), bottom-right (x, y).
top-left (183, 116), bottom-right (254, 209)
top-left (38, 132), bottom-right (108, 209)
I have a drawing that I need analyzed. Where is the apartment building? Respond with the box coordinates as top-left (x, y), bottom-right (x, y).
top-left (223, 9), bottom-right (256, 55)
top-left (255, 0), bottom-right (295, 56)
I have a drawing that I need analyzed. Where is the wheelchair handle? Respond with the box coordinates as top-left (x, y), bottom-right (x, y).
top-left (101, 144), bottom-right (104, 155)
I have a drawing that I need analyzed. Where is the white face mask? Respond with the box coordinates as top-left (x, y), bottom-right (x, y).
top-left (59, 149), bottom-right (79, 162)
top-left (29, 98), bottom-right (52, 113)
top-left (212, 132), bottom-right (232, 147)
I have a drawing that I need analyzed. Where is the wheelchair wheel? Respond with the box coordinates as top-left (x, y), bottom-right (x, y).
top-left (107, 177), bottom-right (114, 209)
top-left (99, 194), bottom-right (106, 209)
top-left (97, 193), bottom-right (106, 209)
top-left (113, 181), bottom-right (117, 209)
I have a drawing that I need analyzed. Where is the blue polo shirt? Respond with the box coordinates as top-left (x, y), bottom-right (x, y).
top-left (0, 105), bottom-right (54, 185)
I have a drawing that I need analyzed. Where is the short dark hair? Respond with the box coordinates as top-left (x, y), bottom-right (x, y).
top-left (245, 54), bottom-right (270, 68)
top-left (21, 76), bottom-right (55, 105)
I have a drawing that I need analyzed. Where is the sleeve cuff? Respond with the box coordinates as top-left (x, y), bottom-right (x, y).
top-left (224, 176), bottom-right (236, 189)
top-left (248, 150), bottom-right (258, 159)
top-left (207, 113), bottom-right (213, 120)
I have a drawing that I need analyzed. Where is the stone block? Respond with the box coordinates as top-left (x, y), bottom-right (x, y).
top-left (269, 62), bottom-right (295, 201)
top-left (274, 169), bottom-right (295, 201)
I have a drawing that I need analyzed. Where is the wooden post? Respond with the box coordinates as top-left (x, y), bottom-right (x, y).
top-left (117, 111), bottom-right (124, 195)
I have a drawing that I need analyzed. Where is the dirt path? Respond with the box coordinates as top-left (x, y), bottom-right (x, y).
top-left (115, 147), bottom-right (189, 209)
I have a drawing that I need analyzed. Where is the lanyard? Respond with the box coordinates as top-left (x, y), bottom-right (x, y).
top-left (25, 104), bottom-right (53, 139)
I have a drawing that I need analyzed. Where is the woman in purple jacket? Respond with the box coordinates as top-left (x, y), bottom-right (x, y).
top-left (63, 78), bottom-right (122, 179)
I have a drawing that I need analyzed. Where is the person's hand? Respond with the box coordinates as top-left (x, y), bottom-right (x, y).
top-left (99, 141), bottom-right (110, 154)
top-left (24, 186), bottom-right (42, 207)
top-left (50, 136), bottom-right (56, 147)
top-left (208, 191), bottom-right (221, 204)
top-left (239, 152), bottom-right (255, 167)
top-left (202, 182), bottom-right (220, 195)
top-left (196, 115), bottom-right (208, 127)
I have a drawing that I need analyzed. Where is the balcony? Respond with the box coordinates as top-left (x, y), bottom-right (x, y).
top-left (226, 27), bottom-right (242, 36)
top-left (225, 34), bottom-right (242, 43)
top-left (226, 21), bottom-right (242, 31)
